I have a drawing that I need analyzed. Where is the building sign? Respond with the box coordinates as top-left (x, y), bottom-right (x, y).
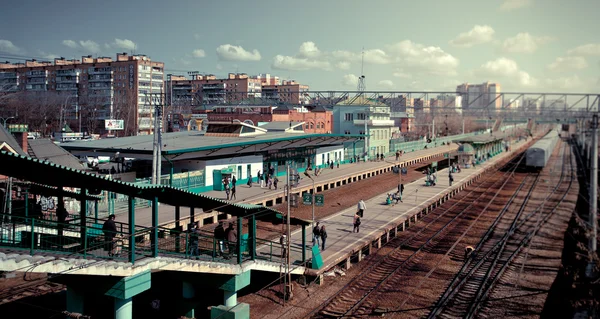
top-left (129, 65), bottom-right (134, 89)
top-left (105, 119), bottom-right (125, 130)
top-left (7, 124), bottom-right (28, 133)
top-left (265, 147), bottom-right (316, 161)
top-left (315, 194), bottom-right (324, 207)
top-left (302, 193), bottom-right (312, 205)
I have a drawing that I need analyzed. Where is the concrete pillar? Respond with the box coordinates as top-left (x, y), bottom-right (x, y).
top-left (211, 271), bottom-right (251, 319)
top-left (345, 257), bottom-right (351, 270)
top-left (66, 286), bottom-right (84, 315)
top-left (358, 249), bottom-right (363, 261)
top-left (376, 238), bottom-right (381, 249)
top-left (114, 297), bottom-right (133, 319)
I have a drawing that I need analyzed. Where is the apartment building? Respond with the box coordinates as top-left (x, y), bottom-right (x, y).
top-left (168, 73), bottom-right (262, 108)
top-left (261, 80), bottom-right (310, 105)
top-left (0, 53), bottom-right (164, 135)
top-left (456, 82), bottom-right (501, 112)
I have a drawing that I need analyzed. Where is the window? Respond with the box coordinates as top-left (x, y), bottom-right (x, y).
top-left (344, 113), bottom-right (354, 121)
top-left (357, 113), bottom-right (366, 120)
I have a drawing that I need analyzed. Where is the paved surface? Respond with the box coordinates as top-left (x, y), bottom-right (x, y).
top-left (259, 138), bottom-right (528, 269)
top-left (115, 145), bottom-right (457, 226)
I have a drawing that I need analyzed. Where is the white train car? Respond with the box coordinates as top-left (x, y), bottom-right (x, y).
top-left (525, 125), bottom-right (560, 168)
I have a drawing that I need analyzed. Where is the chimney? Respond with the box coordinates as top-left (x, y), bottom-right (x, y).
top-left (14, 131), bottom-right (27, 154)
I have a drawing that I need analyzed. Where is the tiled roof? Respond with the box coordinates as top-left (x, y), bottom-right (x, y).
top-left (0, 125), bottom-right (26, 156)
top-left (27, 139), bottom-right (85, 170)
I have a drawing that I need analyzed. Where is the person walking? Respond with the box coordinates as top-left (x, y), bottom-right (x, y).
top-left (353, 213), bottom-right (361, 233)
top-left (232, 175), bottom-right (237, 187)
top-left (189, 222), bottom-right (201, 258)
top-left (214, 222), bottom-right (226, 257)
top-left (231, 185), bottom-right (237, 200)
top-left (224, 178), bottom-right (231, 200)
top-left (320, 225), bottom-right (327, 251)
top-left (357, 199), bottom-right (366, 217)
top-left (247, 173), bottom-right (253, 187)
top-left (449, 172), bottom-right (454, 186)
top-left (312, 222), bottom-right (321, 247)
top-left (273, 176), bottom-right (279, 190)
top-left (102, 214), bottom-right (117, 256)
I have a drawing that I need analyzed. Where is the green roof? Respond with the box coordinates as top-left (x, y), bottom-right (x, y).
top-left (0, 150), bottom-right (282, 218)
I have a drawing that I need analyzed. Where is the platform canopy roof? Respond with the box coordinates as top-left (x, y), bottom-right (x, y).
top-left (61, 131), bottom-right (363, 161)
top-left (0, 150), bottom-right (309, 225)
top-left (453, 133), bottom-right (506, 145)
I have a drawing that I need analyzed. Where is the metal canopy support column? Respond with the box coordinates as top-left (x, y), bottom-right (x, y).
top-left (237, 216), bottom-right (243, 264)
top-left (249, 213), bottom-right (256, 260)
top-left (94, 200), bottom-right (99, 223)
top-left (301, 225), bottom-right (306, 263)
top-left (190, 207), bottom-right (195, 228)
top-left (175, 206), bottom-right (181, 252)
top-left (128, 196), bottom-right (136, 264)
top-left (79, 188), bottom-right (87, 247)
top-left (151, 197), bottom-right (159, 257)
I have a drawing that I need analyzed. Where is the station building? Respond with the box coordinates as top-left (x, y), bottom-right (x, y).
top-left (62, 121), bottom-right (362, 193)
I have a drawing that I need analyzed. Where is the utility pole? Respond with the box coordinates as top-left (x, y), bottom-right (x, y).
top-left (586, 113), bottom-right (598, 278)
top-left (151, 92), bottom-right (164, 185)
top-left (283, 163), bottom-right (293, 302)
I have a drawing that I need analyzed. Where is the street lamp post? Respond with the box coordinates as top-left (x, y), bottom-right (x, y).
top-left (303, 172), bottom-right (316, 228)
top-left (0, 116), bottom-right (15, 128)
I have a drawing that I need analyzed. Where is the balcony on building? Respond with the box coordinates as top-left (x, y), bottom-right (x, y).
top-left (0, 72), bottom-right (18, 79)
top-left (202, 83), bottom-right (226, 90)
top-left (56, 69), bottom-right (80, 76)
top-left (88, 74), bottom-right (113, 82)
top-left (27, 70), bottom-right (48, 78)
top-left (56, 83), bottom-right (78, 91)
top-left (89, 67), bottom-right (112, 75)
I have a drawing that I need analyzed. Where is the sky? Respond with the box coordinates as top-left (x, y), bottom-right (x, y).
top-left (0, 0), bottom-right (599, 93)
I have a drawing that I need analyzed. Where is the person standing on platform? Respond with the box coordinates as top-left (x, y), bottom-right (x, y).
top-left (258, 170), bottom-right (264, 188)
top-left (449, 172), bottom-right (454, 186)
top-left (280, 234), bottom-right (287, 259)
top-left (398, 183), bottom-right (404, 197)
top-left (320, 225), bottom-right (327, 251)
top-left (225, 222), bottom-right (237, 259)
top-left (214, 222), bottom-right (226, 257)
top-left (247, 173), bottom-right (253, 187)
top-left (273, 176), bottom-right (279, 190)
top-left (353, 213), bottom-right (361, 233)
top-left (312, 222), bottom-right (321, 247)
top-left (231, 184), bottom-right (237, 200)
top-left (102, 214), bottom-right (117, 256)
top-left (357, 199), bottom-right (366, 217)
top-left (232, 175), bottom-right (237, 188)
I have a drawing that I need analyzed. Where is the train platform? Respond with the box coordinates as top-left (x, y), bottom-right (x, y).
top-left (115, 145), bottom-right (458, 228)
top-left (273, 137), bottom-right (532, 276)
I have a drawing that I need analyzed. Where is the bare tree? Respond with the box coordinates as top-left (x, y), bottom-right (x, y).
top-left (113, 90), bottom-right (138, 136)
top-left (4, 91), bottom-right (62, 136)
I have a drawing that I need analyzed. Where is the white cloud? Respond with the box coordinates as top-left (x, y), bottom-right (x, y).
top-left (112, 38), bottom-right (136, 51)
top-left (342, 74), bottom-right (359, 87)
top-left (392, 70), bottom-right (411, 78)
top-left (173, 57), bottom-right (191, 66)
top-left (298, 41), bottom-right (321, 58)
top-left (335, 61), bottom-right (351, 70)
top-left (502, 33), bottom-right (554, 53)
top-left (62, 40), bottom-right (78, 49)
top-left (38, 51), bottom-right (60, 60)
top-left (79, 40), bottom-right (101, 53)
top-left (567, 43), bottom-right (600, 56)
top-left (272, 42), bottom-right (331, 71)
top-left (449, 25), bottom-right (495, 48)
top-left (500, 0), bottom-right (533, 11)
top-left (192, 49), bottom-right (206, 58)
top-left (474, 57), bottom-right (536, 87)
top-left (547, 56), bottom-right (588, 72)
top-left (216, 44), bottom-right (261, 61)
top-left (0, 40), bottom-right (21, 54)
top-left (331, 49), bottom-right (392, 64)
top-left (272, 55), bottom-right (331, 71)
top-left (378, 80), bottom-right (394, 89)
top-left (388, 40), bottom-right (459, 76)
top-left (544, 75), bottom-right (585, 91)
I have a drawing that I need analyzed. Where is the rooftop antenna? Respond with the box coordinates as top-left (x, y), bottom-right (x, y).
top-left (357, 47), bottom-right (366, 92)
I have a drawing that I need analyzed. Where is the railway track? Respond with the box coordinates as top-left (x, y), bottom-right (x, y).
top-left (307, 152), bottom-right (528, 318)
top-left (0, 280), bottom-right (65, 305)
top-left (428, 140), bottom-right (574, 319)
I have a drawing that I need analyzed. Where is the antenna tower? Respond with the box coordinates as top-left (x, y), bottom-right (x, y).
top-left (357, 47), bottom-right (366, 92)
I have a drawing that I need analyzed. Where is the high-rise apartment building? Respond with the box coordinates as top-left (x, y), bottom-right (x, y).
top-left (261, 80), bottom-right (310, 105)
top-left (168, 73), bottom-right (263, 109)
top-left (168, 73), bottom-right (310, 108)
top-left (456, 82), bottom-right (501, 111)
top-left (0, 53), bottom-right (164, 135)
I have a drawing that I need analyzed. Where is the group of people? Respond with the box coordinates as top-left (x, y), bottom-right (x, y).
top-left (312, 222), bottom-right (328, 251)
top-left (212, 221), bottom-right (238, 258)
top-left (386, 183), bottom-right (404, 205)
top-left (256, 168), bottom-right (279, 190)
top-left (222, 176), bottom-right (237, 200)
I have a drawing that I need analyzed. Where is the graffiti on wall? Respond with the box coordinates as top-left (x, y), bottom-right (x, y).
top-left (37, 196), bottom-right (55, 212)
